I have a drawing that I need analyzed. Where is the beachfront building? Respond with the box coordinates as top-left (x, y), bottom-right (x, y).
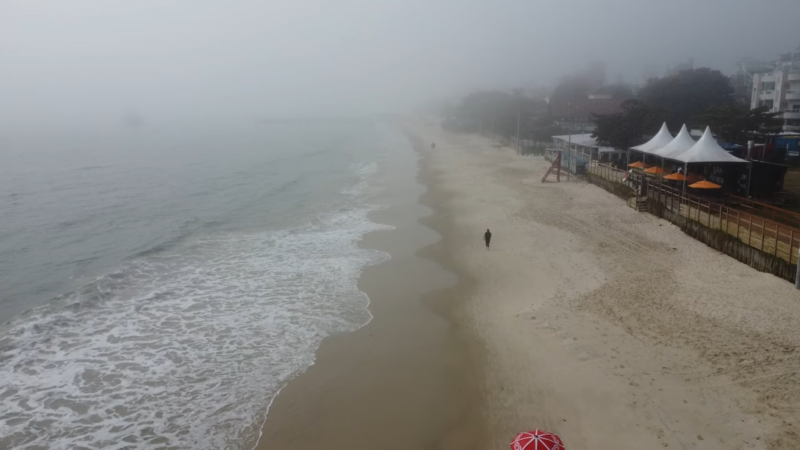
top-left (749, 50), bottom-right (800, 132)
top-left (551, 133), bottom-right (625, 164)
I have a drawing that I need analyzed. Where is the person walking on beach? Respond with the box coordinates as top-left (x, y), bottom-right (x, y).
top-left (484, 229), bottom-right (492, 249)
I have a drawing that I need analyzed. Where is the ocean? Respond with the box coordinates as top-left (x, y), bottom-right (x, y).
top-left (0, 119), bottom-right (402, 449)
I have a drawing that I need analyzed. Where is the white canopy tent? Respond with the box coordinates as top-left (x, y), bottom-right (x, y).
top-left (673, 127), bottom-right (748, 164)
top-left (655, 125), bottom-right (697, 160)
top-left (630, 122), bottom-right (674, 154)
top-left (669, 127), bottom-right (750, 194)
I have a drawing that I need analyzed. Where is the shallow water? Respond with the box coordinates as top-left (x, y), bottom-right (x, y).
top-left (0, 120), bottom-right (399, 449)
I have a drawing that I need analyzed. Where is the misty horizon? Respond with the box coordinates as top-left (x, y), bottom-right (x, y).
top-left (2, 0), bottom-right (799, 131)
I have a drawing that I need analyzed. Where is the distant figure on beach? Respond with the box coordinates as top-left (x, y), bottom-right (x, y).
top-left (431, 142), bottom-right (436, 150)
top-left (484, 229), bottom-right (492, 249)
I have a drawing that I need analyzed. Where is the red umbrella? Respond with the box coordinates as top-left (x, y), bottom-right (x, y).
top-left (510, 430), bottom-right (565, 450)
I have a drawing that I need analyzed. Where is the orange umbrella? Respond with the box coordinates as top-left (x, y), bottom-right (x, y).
top-left (663, 172), bottom-right (686, 181)
top-left (627, 161), bottom-right (648, 168)
top-left (644, 166), bottom-right (664, 174)
top-left (688, 180), bottom-right (721, 189)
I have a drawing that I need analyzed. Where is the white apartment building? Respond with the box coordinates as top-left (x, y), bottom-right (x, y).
top-left (751, 58), bottom-right (800, 132)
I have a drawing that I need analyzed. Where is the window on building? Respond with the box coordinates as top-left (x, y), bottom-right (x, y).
top-left (761, 81), bottom-right (776, 91)
top-left (793, 104), bottom-right (800, 112)
top-left (760, 99), bottom-right (774, 109)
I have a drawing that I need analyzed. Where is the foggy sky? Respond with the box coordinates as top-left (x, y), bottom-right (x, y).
top-left (1, 0), bottom-right (799, 129)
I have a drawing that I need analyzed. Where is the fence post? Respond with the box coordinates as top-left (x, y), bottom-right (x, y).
top-left (775, 225), bottom-right (780, 257)
top-left (697, 200), bottom-right (701, 223)
top-left (713, 202), bottom-right (717, 230)
top-left (760, 219), bottom-right (765, 252)
top-left (796, 241), bottom-right (800, 289)
top-left (748, 215), bottom-right (753, 245)
top-left (707, 201), bottom-right (712, 228)
top-left (792, 229), bottom-right (796, 264)
top-left (736, 211), bottom-right (741, 241)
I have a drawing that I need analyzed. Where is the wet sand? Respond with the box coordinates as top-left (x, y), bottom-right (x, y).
top-left (255, 126), bottom-right (488, 450)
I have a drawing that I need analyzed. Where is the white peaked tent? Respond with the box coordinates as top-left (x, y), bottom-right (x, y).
top-left (656, 125), bottom-right (697, 160)
top-left (670, 127), bottom-right (750, 194)
top-left (673, 127), bottom-right (748, 163)
top-left (631, 123), bottom-right (674, 154)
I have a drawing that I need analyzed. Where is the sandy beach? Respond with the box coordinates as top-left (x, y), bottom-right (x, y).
top-left (411, 123), bottom-right (800, 450)
top-left (258, 121), bottom-right (799, 450)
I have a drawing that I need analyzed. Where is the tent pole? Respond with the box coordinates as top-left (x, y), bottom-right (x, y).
top-left (682, 162), bottom-right (688, 196)
top-left (747, 162), bottom-right (753, 198)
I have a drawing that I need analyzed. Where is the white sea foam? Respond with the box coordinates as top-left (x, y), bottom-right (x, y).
top-left (0, 165), bottom-right (391, 450)
top-left (339, 162), bottom-right (378, 197)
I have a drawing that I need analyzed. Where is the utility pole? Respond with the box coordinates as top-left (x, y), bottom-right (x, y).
top-left (566, 103), bottom-right (573, 181)
top-left (516, 106), bottom-right (521, 154)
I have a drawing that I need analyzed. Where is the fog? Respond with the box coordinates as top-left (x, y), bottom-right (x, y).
top-left (1, 0), bottom-right (799, 130)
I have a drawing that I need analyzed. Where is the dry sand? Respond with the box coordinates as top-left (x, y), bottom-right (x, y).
top-left (410, 122), bottom-right (800, 450)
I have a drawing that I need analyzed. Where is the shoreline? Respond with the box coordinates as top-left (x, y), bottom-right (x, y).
top-left (254, 123), bottom-right (488, 450)
top-left (255, 119), bottom-right (799, 450)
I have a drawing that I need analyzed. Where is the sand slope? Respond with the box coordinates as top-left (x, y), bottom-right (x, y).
top-left (412, 124), bottom-right (800, 450)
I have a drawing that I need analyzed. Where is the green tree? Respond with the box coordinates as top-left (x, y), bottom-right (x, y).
top-left (455, 90), bottom-right (546, 138)
top-left (455, 90), bottom-right (513, 133)
top-left (638, 68), bottom-right (734, 129)
top-left (529, 110), bottom-right (565, 146)
top-left (595, 83), bottom-right (635, 100)
top-left (730, 72), bottom-right (753, 107)
top-left (592, 100), bottom-right (667, 149)
top-left (550, 74), bottom-right (594, 103)
top-left (697, 104), bottom-right (783, 144)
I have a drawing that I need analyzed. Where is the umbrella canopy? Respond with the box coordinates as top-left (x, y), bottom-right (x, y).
top-left (510, 430), bottom-right (565, 450)
top-left (663, 172), bottom-right (686, 181)
top-left (688, 180), bottom-right (722, 189)
top-left (627, 161), bottom-right (648, 168)
top-left (644, 166), bottom-right (664, 174)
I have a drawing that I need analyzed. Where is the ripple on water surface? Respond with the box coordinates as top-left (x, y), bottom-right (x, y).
top-left (0, 176), bottom-right (391, 449)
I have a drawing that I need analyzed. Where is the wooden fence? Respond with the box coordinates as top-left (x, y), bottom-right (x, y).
top-left (586, 161), bottom-right (628, 184)
top-left (724, 195), bottom-right (800, 229)
top-left (645, 182), bottom-right (799, 265)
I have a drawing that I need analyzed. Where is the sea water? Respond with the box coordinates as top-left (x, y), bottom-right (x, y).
top-left (0, 120), bottom-right (401, 449)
